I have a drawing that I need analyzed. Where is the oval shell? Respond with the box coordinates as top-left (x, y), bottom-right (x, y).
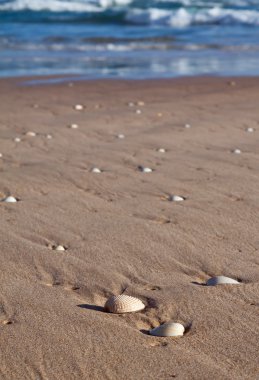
top-left (74, 104), bottom-right (83, 110)
top-left (2, 196), bottom-right (17, 203)
top-left (157, 148), bottom-right (166, 153)
top-left (55, 245), bottom-right (66, 251)
top-left (169, 195), bottom-right (185, 202)
top-left (206, 276), bottom-right (240, 286)
top-left (139, 166), bottom-right (152, 173)
top-left (91, 167), bottom-right (102, 173)
top-left (104, 295), bottom-right (145, 314)
top-left (233, 149), bottom-right (241, 154)
top-left (150, 322), bottom-right (185, 337)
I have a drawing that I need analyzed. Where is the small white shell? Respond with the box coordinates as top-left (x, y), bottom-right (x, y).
top-left (14, 137), bottom-right (21, 143)
top-left (150, 322), bottom-right (185, 337)
top-left (233, 149), bottom-right (241, 154)
top-left (91, 167), bottom-right (102, 173)
top-left (104, 295), bottom-right (145, 314)
top-left (2, 196), bottom-right (17, 203)
top-left (117, 134), bottom-right (125, 139)
top-left (185, 124), bottom-right (191, 129)
top-left (0, 153), bottom-right (2, 158)
top-left (169, 195), bottom-right (185, 202)
top-left (26, 131), bottom-right (36, 137)
top-left (246, 127), bottom-right (254, 133)
top-left (206, 276), bottom-right (240, 286)
top-left (70, 124), bottom-right (78, 129)
top-left (136, 109), bottom-right (142, 115)
top-left (157, 148), bottom-right (166, 153)
top-left (139, 167), bottom-right (153, 173)
top-left (46, 134), bottom-right (52, 139)
top-left (74, 104), bottom-right (83, 111)
top-left (127, 102), bottom-right (135, 107)
top-left (55, 245), bottom-right (66, 251)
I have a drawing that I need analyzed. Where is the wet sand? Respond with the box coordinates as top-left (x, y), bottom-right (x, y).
top-left (0, 76), bottom-right (259, 380)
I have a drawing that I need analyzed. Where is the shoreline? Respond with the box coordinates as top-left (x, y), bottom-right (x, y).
top-left (0, 75), bottom-right (258, 380)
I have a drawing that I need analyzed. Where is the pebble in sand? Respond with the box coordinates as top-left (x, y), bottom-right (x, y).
top-left (74, 104), bottom-right (83, 111)
top-left (206, 276), bottom-right (240, 286)
top-left (150, 322), bottom-right (185, 337)
top-left (169, 195), bottom-right (185, 202)
top-left (104, 295), bottom-right (145, 314)
top-left (233, 148), bottom-right (242, 154)
top-left (139, 166), bottom-right (153, 173)
top-left (91, 167), bottom-right (102, 173)
top-left (2, 196), bottom-right (18, 203)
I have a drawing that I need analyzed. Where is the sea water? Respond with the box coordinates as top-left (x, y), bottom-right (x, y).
top-left (1, 0), bottom-right (259, 78)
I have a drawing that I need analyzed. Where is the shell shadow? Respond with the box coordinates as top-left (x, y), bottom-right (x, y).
top-left (77, 304), bottom-right (104, 312)
top-left (191, 281), bottom-right (206, 287)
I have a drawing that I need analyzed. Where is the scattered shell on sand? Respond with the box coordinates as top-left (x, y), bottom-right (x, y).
top-left (14, 137), bottom-right (21, 143)
top-left (206, 276), bottom-right (240, 286)
top-left (26, 131), bottom-right (36, 137)
top-left (136, 109), bottom-right (142, 115)
top-left (233, 149), bottom-right (241, 154)
top-left (150, 322), bottom-right (185, 337)
top-left (127, 102), bottom-right (135, 107)
top-left (0, 153), bottom-right (2, 158)
top-left (139, 166), bottom-right (153, 173)
top-left (246, 127), bottom-right (254, 133)
top-left (91, 167), bottom-right (102, 173)
top-left (117, 134), bottom-right (125, 139)
top-left (46, 134), bottom-right (52, 139)
top-left (104, 295), bottom-right (145, 314)
top-left (185, 124), bottom-right (191, 129)
top-left (157, 148), bottom-right (166, 153)
top-left (137, 101), bottom-right (145, 106)
top-left (169, 195), bottom-right (185, 202)
top-left (69, 124), bottom-right (79, 129)
top-left (55, 245), bottom-right (66, 251)
top-left (2, 196), bottom-right (18, 203)
top-left (74, 104), bottom-right (83, 111)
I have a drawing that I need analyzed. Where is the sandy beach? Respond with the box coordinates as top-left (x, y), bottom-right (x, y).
top-left (0, 76), bottom-right (259, 380)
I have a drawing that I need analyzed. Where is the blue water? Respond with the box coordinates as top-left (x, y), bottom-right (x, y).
top-left (1, 0), bottom-right (259, 78)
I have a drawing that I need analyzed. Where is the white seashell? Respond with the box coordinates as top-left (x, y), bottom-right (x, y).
top-left (137, 101), bottom-right (145, 106)
top-left (169, 195), bottom-right (185, 202)
top-left (55, 245), bottom-right (66, 251)
top-left (0, 153), bottom-right (2, 158)
top-left (70, 124), bottom-right (78, 129)
top-left (46, 134), bottom-right (52, 139)
top-left (91, 167), bottom-right (102, 173)
top-left (104, 295), bottom-right (145, 314)
top-left (233, 149), bottom-right (241, 154)
top-left (157, 148), bottom-right (166, 153)
top-left (127, 102), bottom-right (135, 107)
top-left (74, 104), bottom-right (83, 111)
top-left (136, 109), bottom-right (142, 115)
top-left (26, 131), bottom-right (36, 137)
top-left (14, 137), bottom-right (21, 142)
top-left (139, 167), bottom-right (153, 173)
top-left (206, 276), bottom-right (240, 286)
top-left (150, 322), bottom-right (185, 337)
top-left (117, 134), bottom-right (125, 139)
top-left (2, 196), bottom-right (17, 203)
top-left (185, 124), bottom-right (191, 129)
top-left (246, 127), bottom-right (254, 133)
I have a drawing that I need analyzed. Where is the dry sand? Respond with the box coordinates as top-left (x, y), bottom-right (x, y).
top-left (0, 76), bottom-right (258, 380)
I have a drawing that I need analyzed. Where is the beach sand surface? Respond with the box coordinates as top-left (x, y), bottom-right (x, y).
top-left (0, 76), bottom-right (259, 380)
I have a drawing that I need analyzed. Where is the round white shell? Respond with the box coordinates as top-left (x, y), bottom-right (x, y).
top-left (91, 167), bottom-right (102, 173)
top-left (157, 148), bottom-right (166, 153)
top-left (136, 109), bottom-right (142, 114)
top-left (0, 153), bottom-right (2, 158)
top-left (70, 124), bottom-right (78, 129)
top-left (246, 127), bottom-right (254, 133)
top-left (233, 149), bottom-right (241, 154)
top-left (206, 276), bottom-right (240, 286)
top-left (26, 131), bottom-right (36, 137)
top-left (185, 124), bottom-right (191, 129)
top-left (140, 167), bottom-right (152, 173)
top-left (169, 195), bottom-right (185, 202)
top-left (2, 196), bottom-right (17, 203)
top-left (14, 137), bottom-right (21, 142)
top-left (104, 295), bottom-right (145, 314)
top-left (117, 134), bottom-right (125, 139)
top-left (55, 245), bottom-right (65, 251)
top-left (46, 134), bottom-right (52, 139)
top-left (74, 104), bottom-right (83, 110)
top-left (150, 322), bottom-right (185, 337)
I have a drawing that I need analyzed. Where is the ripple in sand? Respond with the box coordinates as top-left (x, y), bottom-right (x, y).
top-left (104, 295), bottom-right (145, 314)
top-left (74, 104), bottom-right (83, 111)
top-left (150, 322), bottom-right (185, 337)
top-left (91, 167), bottom-right (102, 173)
top-left (1, 196), bottom-right (18, 203)
top-left (206, 276), bottom-right (240, 286)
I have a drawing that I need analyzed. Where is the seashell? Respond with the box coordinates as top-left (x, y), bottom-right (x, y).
top-left (246, 127), bottom-right (254, 133)
top-left (14, 137), bottom-right (21, 142)
top-left (46, 134), bottom-right (52, 139)
top-left (157, 113), bottom-right (163, 117)
top-left (233, 149), bottom-right (241, 154)
top-left (2, 196), bottom-right (17, 203)
top-left (104, 295), bottom-right (145, 314)
top-left (150, 322), bottom-right (185, 337)
top-left (91, 167), bottom-right (102, 173)
top-left (169, 195), bottom-right (185, 202)
top-left (137, 101), bottom-right (145, 106)
top-left (117, 134), bottom-right (125, 139)
top-left (185, 123), bottom-right (191, 129)
top-left (136, 109), bottom-right (142, 115)
top-left (127, 102), bottom-right (135, 107)
top-left (69, 124), bottom-right (78, 129)
top-left (0, 153), bottom-right (2, 158)
top-left (26, 131), bottom-right (36, 137)
top-left (139, 166), bottom-right (153, 173)
top-left (55, 245), bottom-right (66, 251)
top-left (74, 104), bottom-right (83, 111)
top-left (157, 148), bottom-right (166, 153)
top-left (206, 276), bottom-right (240, 286)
